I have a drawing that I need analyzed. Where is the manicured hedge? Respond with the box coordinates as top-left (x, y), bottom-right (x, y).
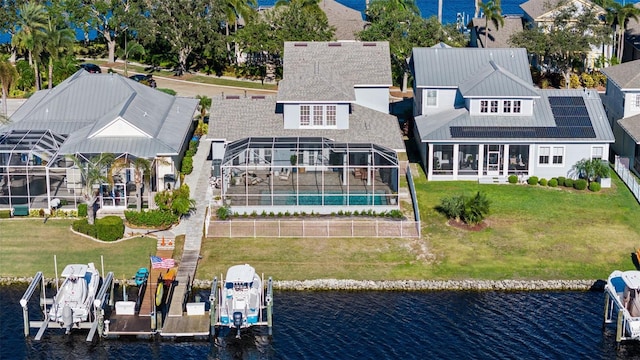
top-left (181, 156), bottom-right (193, 175)
top-left (574, 179), bottom-right (588, 190)
top-left (564, 178), bottom-right (574, 188)
top-left (538, 178), bottom-right (547, 186)
top-left (527, 176), bottom-right (539, 185)
top-left (508, 175), bottom-right (518, 184)
top-left (557, 176), bottom-right (565, 186)
top-left (78, 204), bottom-right (88, 217)
top-left (589, 182), bottom-right (602, 192)
top-left (72, 218), bottom-right (97, 238)
top-left (0, 209), bottom-right (11, 218)
top-left (125, 209), bottom-right (178, 227)
top-left (548, 178), bottom-right (558, 187)
top-left (95, 216), bottom-right (124, 241)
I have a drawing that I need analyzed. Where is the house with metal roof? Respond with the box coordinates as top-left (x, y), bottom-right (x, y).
top-left (409, 47), bottom-right (614, 182)
top-left (208, 41), bottom-right (405, 214)
top-left (0, 70), bottom-right (199, 211)
top-left (519, 0), bottom-right (610, 69)
top-left (601, 59), bottom-right (640, 174)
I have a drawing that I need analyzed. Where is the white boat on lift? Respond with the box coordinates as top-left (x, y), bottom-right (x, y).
top-left (604, 270), bottom-right (640, 343)
top-left (48, 263), bottom-right (101, 334)
top-left (220, 264), bottom-right (263, 337)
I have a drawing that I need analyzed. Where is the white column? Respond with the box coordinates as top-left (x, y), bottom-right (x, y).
top-left (452, 144), bottom-right (459, 180)
top-left (477, 144), bottom-right (484, 177)
top-left (503, 144), bottom-right (509, 176)
top-left (427, 143), bottom-right (434, 180)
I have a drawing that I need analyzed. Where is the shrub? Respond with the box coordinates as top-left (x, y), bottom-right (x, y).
top-left (388, 209), bottom-right (404, 219)
top-left (527, 176), bottom-right (539, 185)
top-left (95, 216), bottom-right (124, 241)
top-left (0, 209), bottom-right (11, 218)
top-left (589, 182), bottom-right (602, 192)
top-left (181, 156), bottom-right (193, 175)
top-left (39, 208), bottom-right (46, 217)
top-left (125, 209), bottom-right (179, 227)
top-left (548, 178), bottom-right (558, 187)
top-left (574, 179), bottom-right (588, 190)
top-left (78, 203), bottom-right (88, 217)
top-left (557, 176), bottom-right (566, 187)
top-left (72, 218), bottom-right (97, 238)
top-left (158, 88), bottom-right (177, 95)
top-left (580, 72), bottom-right (595, 88)
top-left (436, 191), bottom-right (490, 225)
top-left (538, 178), bottom-right (547, 186)
top-left (564, 178), bottom-right (574, 188)
top-left (217, 206), bottom-right (231, 220)
top-left (508, 175), bottom-right (518, 184)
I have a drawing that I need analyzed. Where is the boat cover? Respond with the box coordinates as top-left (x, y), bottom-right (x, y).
top-left (226, 264), bottom-right (256, 284)
top-left (623, 271), bottom-right (640, 290)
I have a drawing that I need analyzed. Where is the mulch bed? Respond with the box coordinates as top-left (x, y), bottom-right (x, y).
top-left (446, 219), bottom-right (488, 232)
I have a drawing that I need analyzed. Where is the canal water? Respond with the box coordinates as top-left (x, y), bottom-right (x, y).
top-left (2, 285), bottom-right (640, 359)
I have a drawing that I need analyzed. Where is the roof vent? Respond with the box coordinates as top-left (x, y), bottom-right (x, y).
top-left (328, 42), bottom-right (341, 47)
top-left (226, 95), bottom-right (240, 99)
top-left (252, 95), bottom-right (265, 99)
top-left (363, 42), bottom-right (377, 47)
top-left (294, 43), bottom-right (307, 47)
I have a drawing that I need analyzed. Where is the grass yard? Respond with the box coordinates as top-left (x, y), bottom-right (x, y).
top-left (2, 168), bottom-right (640, 281)
top-left (0, 219), bottom-right (157, 279)
top-left (196, 167), bottom-right (640, 281)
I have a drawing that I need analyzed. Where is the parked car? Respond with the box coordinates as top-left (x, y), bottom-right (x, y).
top-left (79, 63), bottom-right (102, 73)
top-left (129, 74), bottom-right (157, 88)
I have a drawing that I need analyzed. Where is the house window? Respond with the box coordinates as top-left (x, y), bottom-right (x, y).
top-left (504, 100), bottom-right (511, 113)
top-left (490, 100), bottom-right (498, 113)
top-left (513, 100), bottom-right (521, 113)
top-left (480, 100), bottom-right (488, 113)
top-left (539, 146), bottom-right (550, 164)
top-left (426, 90), bottom-right (437, 106)
top-left (326, 105), bottom-right (336, 126)
top-left (591, 146), bottom-right (604, 159)
top-left (300, 105), bottom-right (310, 126)
top-left (552, 147), bottom-right (564, 164)
top-left (635, 94), bottom-right (640, 108)
top-left (313, 106), bottom-right (323, 126)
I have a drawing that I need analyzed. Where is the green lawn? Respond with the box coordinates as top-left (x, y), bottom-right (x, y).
top-left (2, 169), bottom-right (639, 281)
top-left (0, 219), bottom-right (157, 280)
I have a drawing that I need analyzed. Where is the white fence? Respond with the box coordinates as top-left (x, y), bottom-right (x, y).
top-left (615, 156), bottom-right (640, 203)
top-left (206, 219), bottom-right (420, 238)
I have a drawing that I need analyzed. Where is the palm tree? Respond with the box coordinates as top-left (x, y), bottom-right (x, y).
top-left (131, 158), bottom-right (151, 212)
top-left (614, 3), bottom-right (640, 61)
top-left (196, 94), bottom-right (212, 122)
top-left (0, 59), bottom-right (17, 118)
top-left (223, 0), bottom-right (257, 60)
top-left (118, 40), bottom-right (145, 77)
top-left (478, 0), bottom-right (504, 48)
top-left (12, 2), bottom-right (47, 91)
top-left (573, 158), bottom-right (610, 185)
top-left (68, 153), bottom-right (115, 224)
top-left (42, 18), bottom-right (74, 89)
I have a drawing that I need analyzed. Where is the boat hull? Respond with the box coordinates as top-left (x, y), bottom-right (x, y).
top-left (48, 263), bottom-right (101, 331)
top-left (605, 270), bottom-right (640, 340)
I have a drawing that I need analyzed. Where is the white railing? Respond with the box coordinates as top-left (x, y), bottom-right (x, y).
top-left (615, 156), bottom-right (640, 203)
top-left (207, 219), bottom-right (421, 238)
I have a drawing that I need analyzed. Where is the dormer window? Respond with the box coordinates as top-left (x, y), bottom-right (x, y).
top-left (427, 90), bottom-right (437, 106)
top-left (300, 105), bottom-right (311, 125)
top-left (513, 100), bottom-right (521, 113)
top-left (490, 101), bottom-right (498, 113)
top-left (503, 101), bottom-right (511, 113)
top-left (299, 104), bottom-right (338, 128)
top-left (480, 100), bottom-right (488, 113)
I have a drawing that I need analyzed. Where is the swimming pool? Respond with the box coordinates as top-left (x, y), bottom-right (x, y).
top-left (261, 191), bottom-right (388, 206)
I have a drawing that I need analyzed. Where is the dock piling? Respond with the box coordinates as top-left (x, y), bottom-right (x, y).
top-left (210, 277), bottom-right (218, 337)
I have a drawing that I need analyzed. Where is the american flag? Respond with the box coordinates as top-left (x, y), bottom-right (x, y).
top-left (150, 256), bottom-right (175, 269)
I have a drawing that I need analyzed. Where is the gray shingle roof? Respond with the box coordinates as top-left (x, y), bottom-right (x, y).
top-left (320, 0), bottom-right (364, 40)
top-left (600, 60), bottom-right (640, 90)
top-left (411, 47), bottom-right (533, 88)
top-left (279, 41), bottom-right (392, 102)
top-left (618, 114), bottom-right (640, 143)
top-left (458, 61), bottom-right (539, 97)
top-left (415, 89), bottom-right (614, 143)
top-left (5, 70), bottom-right (198, 158)
top-left (469, 16), bottom-right (524, 49)
top-left (520, 0), bottom-right (556, 19)
top-left (208, 95), bottom-right (405, 151)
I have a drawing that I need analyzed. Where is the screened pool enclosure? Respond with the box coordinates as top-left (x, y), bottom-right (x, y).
top-left (215, 137), bottom-right (400, 214)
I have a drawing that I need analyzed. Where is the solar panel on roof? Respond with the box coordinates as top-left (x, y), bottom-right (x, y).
top-left (548, 96), bottom-right (585, 107)
top-left (450, 126), bottom-right (596, 138)
top-left (551, 107), bottom-right (589, 117)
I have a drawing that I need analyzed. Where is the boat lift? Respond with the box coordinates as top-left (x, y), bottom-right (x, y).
top-left (20, 270), bottom-right (114, 341)
top-left (209, 273), bottom-right (273, 337)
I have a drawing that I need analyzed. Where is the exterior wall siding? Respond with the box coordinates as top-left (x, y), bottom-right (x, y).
top-left (530, 143), bottom-right (609, 179)
top-left (420, 88), bottom-right (457, 116)
top-left (354, 87), bottom-right (390, 113)
top-left (467, 98), bottom-right (534, 116)
top-left (623, 91), bottom-right (640, 119)
top-left (283, 103), bottom-right (350, 129)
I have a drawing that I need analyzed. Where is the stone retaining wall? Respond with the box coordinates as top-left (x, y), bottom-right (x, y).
top-left (2, 277), bottom-right (604, 291)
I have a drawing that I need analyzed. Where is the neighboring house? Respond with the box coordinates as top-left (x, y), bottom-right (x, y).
top-left (409, 47), bottom-right (614, 182)
top-left (520, 0), bottom-right (611, 69)
top-left (0, 70), bottom-right (199, 211)
top-left (208, 41), bottom-right (405, 215)
top-left (469, 15), bottom-right (524, 49)
top-left (600, 60), bottom-right (640, 173)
